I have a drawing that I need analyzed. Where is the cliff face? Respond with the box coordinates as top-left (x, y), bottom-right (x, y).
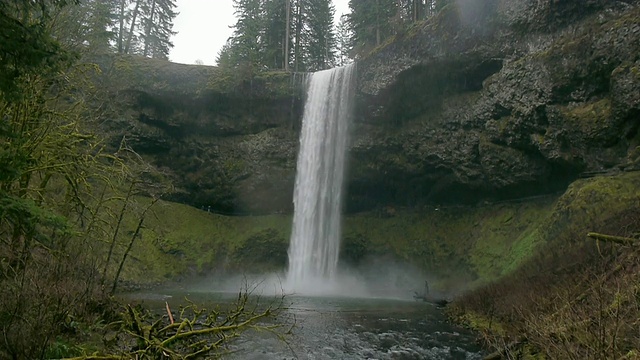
top-left (92, 56), bottom-right (305, 214)
top-left (350, 0), bottom-right (640, 209)
top-left (93, 0), bottom-right (640, 213)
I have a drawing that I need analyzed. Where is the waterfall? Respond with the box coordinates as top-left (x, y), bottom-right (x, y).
top-left (286, 64), bottom-right (355, 293)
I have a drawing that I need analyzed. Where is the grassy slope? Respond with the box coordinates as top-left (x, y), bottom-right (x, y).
top-left (448, 172), bottom-right (640, 358)
top-left (342, 198), bottom-right (554, 290)
top-left (119, 199), bottom-right (292, 283)
top-left (121, 173), bottom-right (640, 295)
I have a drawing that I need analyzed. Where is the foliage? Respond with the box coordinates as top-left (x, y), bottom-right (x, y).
top-left (0, 0), bottom-right (77, 99)
top-left (219, 0), bottom-right (337, 72)
top-left (305, 0), bottom-right (337, 70)
top-left (335, 14), bottom-right (352, 66)
top-left (347, 0), bottom-right (397, 55)
top-left (346, 0), bottom-right (450, 57)
top-left (45, 0), bottom-right (178, 58)
top-left (118, 200), bottom-right (292, 283)
top-left (67, 291), bottom-right (289, 359)
top-left (0, 0), bottom-right (179, 357)
top-left (139, 0), bottom-right (178, 59)
top-left (0, 56), bottom-right (168, 357)
top-left (449, 174), bottom-right (640, 358)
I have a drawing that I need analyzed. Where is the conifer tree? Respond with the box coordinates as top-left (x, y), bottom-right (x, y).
top-left (140, 0), bottom-right (177, 59)
top-left (291, 0), bottom-right (308, 71)
top-left (221, 0), bottom-right (337, 72)
top-left (305, 0), bottom-right (336, 71)
top-left (224, 0), bottom-right (264, 70)
top-left (348, 0), bottom-right (397, 55)
top-left (263, 0), bottom-right (291, 69)
top-left (335, 13), bottom-right (352, 66)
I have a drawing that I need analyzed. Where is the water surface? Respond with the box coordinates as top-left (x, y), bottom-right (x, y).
top-left (127, 290), bottom-right (484, 360)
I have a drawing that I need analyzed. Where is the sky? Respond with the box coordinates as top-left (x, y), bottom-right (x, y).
top-left (169, 0), bottom-right (351, 66)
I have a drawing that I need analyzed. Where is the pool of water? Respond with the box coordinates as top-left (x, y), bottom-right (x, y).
top-left (125, 289), bottom-right (484, 360)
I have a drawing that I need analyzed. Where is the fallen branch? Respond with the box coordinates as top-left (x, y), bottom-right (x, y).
top-left (166, 301), bottom-right (174, 324)
top-left (587, 232), bottom-right (638, 246)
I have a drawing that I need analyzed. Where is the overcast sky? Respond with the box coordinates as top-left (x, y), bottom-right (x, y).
top-left (170, 0), bottom-right (351, 66)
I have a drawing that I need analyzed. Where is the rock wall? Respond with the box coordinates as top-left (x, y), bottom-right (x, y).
top-left (92, 0), bottom-right (640, 213)
top-left (350, 0), bottom-right (640, 209)
top-left (91, 55), bottom-right (305, 214)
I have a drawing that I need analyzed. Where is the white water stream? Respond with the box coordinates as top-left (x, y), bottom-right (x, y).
top-left (286, 64), bottom-right (356, 294)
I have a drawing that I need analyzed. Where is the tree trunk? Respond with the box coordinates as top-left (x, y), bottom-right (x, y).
top-left (143, 0), bottom-right (157, 57)
top-left (124, 0), bottom-right (142, 54)
top-left (294, 0), bottom-right (303, 71)
top-left (118, 0), bottom-right (126, 53)
top-left (587, 232), bottom-right (638, 246)
top-left (111, 197), bottom-right (158, 295)
top-left (284, 0), bottom-right (291, 71)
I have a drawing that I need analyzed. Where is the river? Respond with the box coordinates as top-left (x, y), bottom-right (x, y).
top-left (125, 286), bottom-right (484, 360)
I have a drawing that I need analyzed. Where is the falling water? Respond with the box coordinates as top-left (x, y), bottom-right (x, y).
top-left (287, 64), bottom-right (356, 294)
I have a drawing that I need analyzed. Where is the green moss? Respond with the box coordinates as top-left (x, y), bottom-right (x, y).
top-left (342, 199), bottom-right (553, 287)
top-left (545, 172), bottom-right (640, 241)
top-left (560, 98), bottom-right (612, 138)
top-left (120, 172), bottom-right (640, 292)
top-left (120, 198), bottom-right (292, 284)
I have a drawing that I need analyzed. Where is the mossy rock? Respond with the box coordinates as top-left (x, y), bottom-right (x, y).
top-left (559, 98), bottom-right (617, 146)
top-left (232, 228), bottom-right (288, 271)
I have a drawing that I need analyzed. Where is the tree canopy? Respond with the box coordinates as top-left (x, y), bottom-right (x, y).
top-left (219, 0), bottom-right (339, 72)
top-left (219, 0), bottom-right (451, 72)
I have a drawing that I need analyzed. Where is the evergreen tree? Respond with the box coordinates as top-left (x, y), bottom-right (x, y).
top-left (123, 0), bottom-right (142, 54)
top-left (223, 0), bottom-right (264, 71)
top-left (290, 0), bottom-right (335, 72)
top-left (115, 0), bottom-right (177, 58)
top-left (291, 0), bottom-right (309, 71)
top-left (335, 13), bottom-right (352, 66)
top-left (400, 0), bottom-right (426, 22)
top-left (116, 0), bottom-right (129, 53)
top-left (221, 0), bottom-right (337, 72)
top-left (262, 0), bottom-right (291, 70)
top-left (140, 0), bottom-right (177, 59)
top-left (305, 0), bottom-right (336, 71)
top-left (348, 0), bottom-right (397, 55)
top-left (49, 0), bottom-right (119, 53)
top-left (0, 0), bottom-right (76, 98)
top-left (84, 0), bottom-right (119, 52)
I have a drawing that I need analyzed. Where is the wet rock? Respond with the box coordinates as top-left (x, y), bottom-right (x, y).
top-left (350, 0), bottom-right (640, 207)
top-left (90, 55), bottom-right (304, 214)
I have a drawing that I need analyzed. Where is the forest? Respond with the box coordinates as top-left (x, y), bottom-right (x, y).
top-left (0, 0), bottom-right (437, 357)
top-left (2, 0), bottom-right (639, 359)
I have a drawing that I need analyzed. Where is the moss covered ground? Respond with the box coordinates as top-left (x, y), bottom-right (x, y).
top-left (449, 172), bottom-right (640, 358)
top-left (118, 199), bottom-right (291, 283)
top-left (122, 172), bottom-right (640, 300)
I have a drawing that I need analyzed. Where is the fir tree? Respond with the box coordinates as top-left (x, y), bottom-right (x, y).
top-left (262, 0), bottom-right (291, 70)
top-left (305, 0), bottom-right (336, 71)
top-left (140, 0), bottom-right (177, 59)
top-left (83, 0), bottom-right (119, 53)
top-left (335, 13), bottom-right (352, 66)
top-left (225, 0), bottom-right (264, 70)
top-left (348, 0), bottom-right (396, 55)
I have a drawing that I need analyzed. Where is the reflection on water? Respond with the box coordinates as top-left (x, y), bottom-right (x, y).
top-left (125, 290), bottom-right (484, 360)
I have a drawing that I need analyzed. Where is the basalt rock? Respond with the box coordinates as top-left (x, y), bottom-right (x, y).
top-left (349, 0), bottom-right (640, 209)
top-left (91, 55), bottom-right (304, 214)
top-left (91, 1), bottom-right (640, 214)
